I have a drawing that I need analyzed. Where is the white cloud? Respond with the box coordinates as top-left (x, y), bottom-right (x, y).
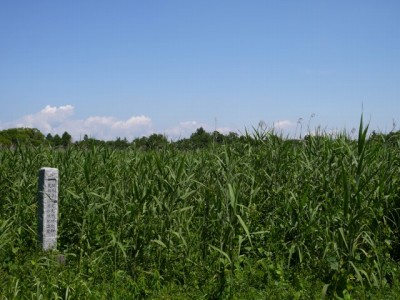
top-left (40, 105), bottom-right (74, 120)
top-left (165, 121), bottom-right (206, 139)
top-left (165, 121), bottom-right (236, 140)
top-left (113, 115), bottom-right (152, 129)
top-left (13, 105), bottom-right (75, 133)
top-left (215, 127), bottom-right (232, 135)
top-left (3, 105), bottom-right (238, 141)
top-left (4, 105), bottom-right (153, 141)
top-left (273, 120), bottom-right (294, 129)
top-left (86, 116), bottom-right (114, 126)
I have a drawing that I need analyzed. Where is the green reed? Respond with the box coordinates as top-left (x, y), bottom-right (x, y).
top-left (1, 120), bottom-right (400, 298)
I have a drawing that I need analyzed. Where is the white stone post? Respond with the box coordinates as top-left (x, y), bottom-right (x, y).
top-left (37, 167), bottom-right (59, 251)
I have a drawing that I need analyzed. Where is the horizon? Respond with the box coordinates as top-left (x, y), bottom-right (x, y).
top-left (1, 1), bottom-right (399, 140)
top-left (1, 115), bottom-right (390, 143)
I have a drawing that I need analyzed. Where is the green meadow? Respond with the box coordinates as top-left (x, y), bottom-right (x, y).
top-left (1, 121), bottom-right (400, 299)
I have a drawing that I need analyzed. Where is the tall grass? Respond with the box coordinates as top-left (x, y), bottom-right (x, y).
top-left (1, 121), bottom-right (400, 298)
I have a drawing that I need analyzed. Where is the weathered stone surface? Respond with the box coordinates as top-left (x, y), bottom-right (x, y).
top-left (37, 167), bottom-right (59, 251)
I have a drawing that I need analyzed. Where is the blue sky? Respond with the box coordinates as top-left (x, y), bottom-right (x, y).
top-left (1, 1), bottom-right (399, 140)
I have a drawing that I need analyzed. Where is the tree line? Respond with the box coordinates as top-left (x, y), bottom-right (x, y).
top-left (1, 127), bottom-right (399, 150)
top-left (0, 127), bottom-right (243, 150)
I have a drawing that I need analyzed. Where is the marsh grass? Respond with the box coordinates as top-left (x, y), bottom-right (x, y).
top-left (1, 120), bottom-right (400, 298)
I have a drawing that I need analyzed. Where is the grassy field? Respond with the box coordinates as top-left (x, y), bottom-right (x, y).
top-left (1, 122), bottom-right (400, 299)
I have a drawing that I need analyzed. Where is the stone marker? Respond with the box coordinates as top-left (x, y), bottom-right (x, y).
top-left (37, 167), bottom-right (59, 251)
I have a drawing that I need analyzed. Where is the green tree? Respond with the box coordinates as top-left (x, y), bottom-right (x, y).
top-left (132, 134), bottom-right (168, 150)
top-left (212, 131), bottom-right (224, 144)
top-left (189, 127), bottom-right (212, 149)
top-left (53, 134), bottom-right (61, 147)
top-left (46, 133), bottom-right (53, 144)
top-left (61, 131), bottom-right (72, 147)
top-left (225, 132), bottom-right (239, 144)
top-left (147, 134), bottom-right (168, 150)
top-left (0, 128), bottom-right (45, 146)
top-left (112, 137), bottom-right (129, 149)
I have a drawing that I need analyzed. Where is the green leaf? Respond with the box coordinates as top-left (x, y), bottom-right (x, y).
top-left (152, 239), bottom-right (167, 248)
top-left (209, 244), bottom-right (232, 264)
top-left (236, 214), bottom-right (252, 247)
